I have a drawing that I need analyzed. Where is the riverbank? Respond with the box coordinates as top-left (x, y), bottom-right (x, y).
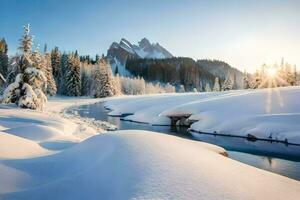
top-left (104, 87), bottom-right (300, 145)
top-left (1, 97), bottom-right (300, 199)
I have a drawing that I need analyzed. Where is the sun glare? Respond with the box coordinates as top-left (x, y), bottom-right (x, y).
top-left (266, 67), bottom-right (277, 77)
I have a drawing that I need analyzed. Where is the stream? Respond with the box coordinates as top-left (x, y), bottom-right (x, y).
top-left (72, 102), bottom-right (300, 181)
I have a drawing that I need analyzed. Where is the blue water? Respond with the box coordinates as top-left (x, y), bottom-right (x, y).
top-left (72, 102), bottom-right (300, 181)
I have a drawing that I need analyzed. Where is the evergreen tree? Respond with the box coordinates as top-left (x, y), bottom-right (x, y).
top-left (44, 53), bottom-right (57, 96)
top-left (0, 38), bottom-right (9, 78)
top-left (95, 54), bottom-right (100, 63)
top-left (59, 52), bottom-right (68, 93)
top-left (2, 24), bottom-right (47, 110)
top-left (64, 53), bottom-right (81, 96)
top-left (43, 44), bottom-right (48, 54)
top-left (114, 73), bottom-right (122, 95)
top-left (91, 58), bottom-right (116, 98)
top-left (243, 70), bottom-right (251, 89)
top-left (213, 77), bottom-right (220, 91)
top-left (221, 74), bottom-right (233, 91)
top-left (80, 61), bottom-right (92, 96)
top-left (178, 85), bottom-right (185, 93)
top-left (252, 70), bottom-right (262, 89)
top-left (205, 83), bottom-right (211, 92)
top-left (232, 73), bottom-right (238, 90)
top-left (51, 47), bottom-right (61, 83)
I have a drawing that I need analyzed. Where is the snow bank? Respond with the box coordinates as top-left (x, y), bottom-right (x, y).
top-left (1, 130), bottom-right (300, 200)
top-left (104, 87), bottom-right (300, 144)
top-left (0, 132), bottom-right (50, 159)
top-left (1, 96), bottom-right (300, 199)
top-left (105, 92), bottom-right (226, 125)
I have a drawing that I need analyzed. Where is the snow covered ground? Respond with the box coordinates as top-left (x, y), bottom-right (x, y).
top-left (1, 96), bottom-right (300, 199)
top-left (105, 87), bottom-right (300, 144)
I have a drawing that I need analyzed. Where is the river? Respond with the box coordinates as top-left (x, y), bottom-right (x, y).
top-left (72, 102), bottom-right (300, 181)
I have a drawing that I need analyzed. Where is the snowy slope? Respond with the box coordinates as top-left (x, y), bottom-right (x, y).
top-left (1, 97), bottom-right (300, 199)
top-left (105, 87), bottom-right (300, 144)
top-left (1, 130), bottom-right (300, 199)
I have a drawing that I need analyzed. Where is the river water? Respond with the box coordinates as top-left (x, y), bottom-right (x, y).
top-left (73, 102), bottom-right (300, 181)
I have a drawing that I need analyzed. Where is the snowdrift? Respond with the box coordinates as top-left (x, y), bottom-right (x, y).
top-left (1, 130), bottom-right (300, 200)
top-left (105, 87), bottom-right (300, 144)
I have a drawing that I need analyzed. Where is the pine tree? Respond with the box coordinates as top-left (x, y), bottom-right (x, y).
top-left (221, 74), bottom-right (233, 91)
top-left (0, 38), bottom-right (9, 78)
top-left (205, 83), bottom-right (211, 92)
top-left (51, 47), bottom-right (61, 83)
top-left (95, 54), bottom-right (100, 63)
top-left (213, 77), bottom-right (220, 91)
top-left (80, 61), bottom-right (92, 96)
top-left (252, 70), bottom-right (262, 89)
top-left (2, 24), bottom-right (47, 110)
top-left (44, 53), bottom-right (57, 96)
top-left (232, 73), bottom-right (238, 90)
top-left (243, 71), bottom-right (251, 89)
top-left (178, 85), bottom-right (185, 93)
top-left (91, 58), bottom-right (116, 98)
top-left (285, 63), bottom-right (295, 86)
top-left (64, 53), bottom-right (81, 96)
top-left (114, 73), bottom-right (122, 95)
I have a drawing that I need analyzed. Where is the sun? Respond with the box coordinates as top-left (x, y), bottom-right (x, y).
top-left (266, 67), bottom-right (277, 77)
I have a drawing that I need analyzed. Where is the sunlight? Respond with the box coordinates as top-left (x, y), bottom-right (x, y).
top-left (266, 67), bottom-right (277, 78)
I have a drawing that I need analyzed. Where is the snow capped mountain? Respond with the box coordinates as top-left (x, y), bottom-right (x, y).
top-left (107, 38), bottom-right (173, 64)
top-left (107, 38), bottom-right (173, 76)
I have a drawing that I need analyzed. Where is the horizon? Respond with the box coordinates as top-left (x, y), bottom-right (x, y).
top-left (1, 0), bottom-right (300, 73)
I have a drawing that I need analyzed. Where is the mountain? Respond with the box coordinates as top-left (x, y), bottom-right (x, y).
top-left (106, 38), bottom-right (173, 76)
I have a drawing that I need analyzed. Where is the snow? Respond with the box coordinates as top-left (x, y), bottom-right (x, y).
top-left (1, 96), bottom-right (300, 199)
top-left (104, 87), bottom-right (300, 144)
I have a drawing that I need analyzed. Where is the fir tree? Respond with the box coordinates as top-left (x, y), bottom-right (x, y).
top-left (221, 74), bottom-right (233, 91)
top-left (205, 83), bottom-right (211, 92)
top-left (44, 53), bottom-right (57, 96)
top-left (91, 58), bottom-right (116, 98)
top-left (64, 53), bottom-right (81, 96)
top-left (252, 70), bottom-right (262, 89)
top-left (213, 77), bottom-right (220, 91)
top-left (178, 85), bottom-right (185, 93)
top-left (80, 61), bottom-right (92, 96)
top-left (243, 70), bottom-right (251, 89)
top-left (0, 38), bottom-right (9, 78)
top-left (2, 24), bottom-right (47, 110)
top-left (59, 52), bottom-right (68, 93)
top-left (232, 74), bottom-right (238, 90)
top-left (51, 47), bottom-right (61, 83)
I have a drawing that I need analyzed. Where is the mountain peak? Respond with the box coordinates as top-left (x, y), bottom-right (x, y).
top-left (139, 38), bottom-right (151, 49)
top-left (107, 37), bottom-right (173, 71)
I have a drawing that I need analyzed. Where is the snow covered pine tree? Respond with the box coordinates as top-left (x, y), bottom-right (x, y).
top-left (221, 74), bottom-right (233, 91)
top-left (43, 51), bottom-right (57, 96)
top-left (91, 58), bottom-right (117, 98)
top-left (64, 53), bottom-right (81, 96)
top-left (2, 24), bottom-right (47, 110)
top-left (213, 77), bottom-right (221, 91)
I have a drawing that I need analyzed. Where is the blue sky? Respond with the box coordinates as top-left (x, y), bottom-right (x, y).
top-left (1, 0), bottom-right (300, 72)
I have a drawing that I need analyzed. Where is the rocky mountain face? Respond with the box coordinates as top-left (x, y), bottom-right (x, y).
top-left (105, 38), bottom-right (244, 89)
top-left (106, 38), bottom-right (173, 75)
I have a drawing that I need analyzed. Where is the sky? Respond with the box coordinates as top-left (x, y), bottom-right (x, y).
top-left (1, 0), bottom-right (300, 72)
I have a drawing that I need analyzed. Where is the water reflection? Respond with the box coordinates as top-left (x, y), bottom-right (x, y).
top-left (73, 102), bottom-right (300, 181)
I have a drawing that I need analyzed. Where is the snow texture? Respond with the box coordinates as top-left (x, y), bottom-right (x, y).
top-left (0, 97), bottom-right (300, 199)
top-left (105, 87), bottom-right (300, 144)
